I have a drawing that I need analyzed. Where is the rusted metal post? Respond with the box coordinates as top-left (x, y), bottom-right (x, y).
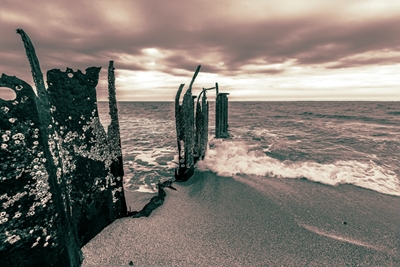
top-left (195, 86), bottom-right (213, 162)
top-left (175, 84), bottom-right (185, 174)
top-left (17, 28), bottom-right (82, 265)
top-left (1, 29), bottom-right (129, 267)
top-left (193, 95), bottom-right (199, 160)
top-left (0, 29), bottom-right (83, 267)
top-left (199, 90), bottom-right (209, 160)
top-left (215, 92), bottom-right (230, 138)
top-left (174, 65), bottom-right (201, 181)
top-left (107, 60), bottom-right (128, 217)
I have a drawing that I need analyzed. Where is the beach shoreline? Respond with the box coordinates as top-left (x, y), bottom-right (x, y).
top-left (82, 171), bottom-right (399, 266)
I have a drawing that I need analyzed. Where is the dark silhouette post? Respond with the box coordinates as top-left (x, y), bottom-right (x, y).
top-left (107, 60), bottom-right (128, 217)
top-left (19, 28), bottom-right (83, 265)
top-left (0, 29), bottom-right (128, 267)
top-left (195, 88), bottom-right (209, 162)
top-left (215, 92), bottom-right (230, 138)
top-left (174, 65), bottom-right (201, 181)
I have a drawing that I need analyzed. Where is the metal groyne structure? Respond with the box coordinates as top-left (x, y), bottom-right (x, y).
top-left (0, 29), bottom-right (126, 267)
top-left (174, 66), bottom-right (229, 181)
top-left (0, 30), bottom-right (229, 266)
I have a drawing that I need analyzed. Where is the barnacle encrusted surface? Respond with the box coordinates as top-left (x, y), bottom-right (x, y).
top-left (1, 68), bottom-right (127, 266)
top-left (0, 74), bottom-right (61, 266)
top-left (46, 67), bottom-right (124, 246)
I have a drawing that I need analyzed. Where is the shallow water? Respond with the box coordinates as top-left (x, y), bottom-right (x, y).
top-left (98, 101), bottom-right (400, 196)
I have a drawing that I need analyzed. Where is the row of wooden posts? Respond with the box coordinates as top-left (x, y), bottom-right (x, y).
top-left (174, 65), bottom-right (229, 181)
top-left (0, 30), bottom-right (229, 266)
top-left (0, 29), bottom-right (127, 267)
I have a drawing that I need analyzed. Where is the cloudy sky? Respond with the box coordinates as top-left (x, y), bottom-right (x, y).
top-left (1, 0), bottom-right (399, 101)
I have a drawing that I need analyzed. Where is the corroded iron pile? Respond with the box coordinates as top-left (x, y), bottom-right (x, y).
top-left (0, 29), bottom-right (126, 267)
top-left (174, 66), bottom-right (229, 181)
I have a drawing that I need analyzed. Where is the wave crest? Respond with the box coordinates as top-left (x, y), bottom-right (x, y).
top-left (196, 138), bottom-right (400, 196)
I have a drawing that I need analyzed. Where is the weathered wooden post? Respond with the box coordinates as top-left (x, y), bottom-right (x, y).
top-left (107, 60), bottom-right (128, 218)
top-left (19, 28), bottom-right (83, 266)
top-left (1, 29), bottom-right (129, 266)
top-left (175, 66), bottom-right (201, 181)
top-left (175, 71), bottom-right (227, 180)
top-left (0, 29), bottom-right (82, 267)
top-left (215, 84), bottom-right (229, 138)
top-left (195, 88), bottom-right (209, 162)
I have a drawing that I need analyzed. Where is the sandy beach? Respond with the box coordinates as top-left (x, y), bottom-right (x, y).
top-left (82, 171), bottom-right (399, 266)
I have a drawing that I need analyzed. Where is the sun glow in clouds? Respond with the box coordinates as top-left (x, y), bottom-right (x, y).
top-left (0, 0), bottom-right (399, 101)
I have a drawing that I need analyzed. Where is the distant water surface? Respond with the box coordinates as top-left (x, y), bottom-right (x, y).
top-left (98, 101), bottom-right (400, 196)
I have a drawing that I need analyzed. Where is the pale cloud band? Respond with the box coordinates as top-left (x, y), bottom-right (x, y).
top-left (0, 0), bottom-right (399, 101)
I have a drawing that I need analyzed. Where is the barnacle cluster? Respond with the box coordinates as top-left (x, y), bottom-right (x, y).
top-left (1, 118), bottom-right (57, 250)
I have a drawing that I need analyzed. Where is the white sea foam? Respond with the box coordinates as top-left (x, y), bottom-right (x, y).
top-left (197, 138), bottom-right (400, 196)
top-left (136, 184), bottom-right (157, 193)
top-left (124, 146), bottom-right (176, 171)
top-left (298, 223), bottom-right (385, 251)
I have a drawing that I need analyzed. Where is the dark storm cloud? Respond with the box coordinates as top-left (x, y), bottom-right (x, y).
top-left (162, 54), bottom-right (222, 75)
top-left (193, 16), bottom-right (400, 68)
top-left (1, 0), bottom-right (399, 98)
top-left (327, 55), bottom-right (400, 69)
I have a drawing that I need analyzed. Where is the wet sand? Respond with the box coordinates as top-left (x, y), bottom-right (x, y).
top-left (82, 171), bottom-right (399, 266)
top-left (124, 189), bottom-right (156, 212)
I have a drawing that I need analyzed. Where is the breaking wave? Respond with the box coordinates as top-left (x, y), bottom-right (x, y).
top-left (196, 138), bottom-right (400, 197)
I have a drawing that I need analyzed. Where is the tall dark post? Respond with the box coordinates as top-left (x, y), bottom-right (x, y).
top-left (107, 61), bottom-right (128, 217)
top-left (17, 29), bottom-right (83, 266)
top-left (0, 29), bottom-right (130, 267)
top-left (174, 65), bottom-right (201, 181)
top-left (195, 89), bottom-right (209, 162)
top-left (192, 95), bottom-right (198, 159)
top-left (215, 92), bottom-right (230, 138)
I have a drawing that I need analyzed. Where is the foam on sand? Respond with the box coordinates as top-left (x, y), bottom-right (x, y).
top-left (196, 138), bottom-right (400, 196)
top-left (297, 222), bottom-right (385, 252)
top-left (82, 172), bottom-right (399, 266)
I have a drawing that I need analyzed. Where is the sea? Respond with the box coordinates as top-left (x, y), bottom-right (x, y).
top-left (97, 101), bottom-right (400, 197)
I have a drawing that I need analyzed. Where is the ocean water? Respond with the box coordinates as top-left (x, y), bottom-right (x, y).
top-left (98, 101), bottom-right (400, 197)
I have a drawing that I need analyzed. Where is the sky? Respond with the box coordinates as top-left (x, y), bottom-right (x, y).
top-left (0, 0), bottom-right (399, 101)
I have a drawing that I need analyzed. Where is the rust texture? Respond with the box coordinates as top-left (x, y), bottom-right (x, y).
top-left (46, 66), bottom-right (123, 246)
top-left (195, 89), bottom-right (209, 161)
top-left (216, 93), bottom-right (230, 138)
top-left (175, 65), bottom-right (215, 181)
top-left (0, 74), bottom-right (81, 266)
top-left (174, 84), bottom-right (185, 178)
top-left (1, 29), bottom-right (127, 266)
top-left (174, 65), bottom-right (201, 181)
top-left (107, 60), bottom-right (128, 217)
